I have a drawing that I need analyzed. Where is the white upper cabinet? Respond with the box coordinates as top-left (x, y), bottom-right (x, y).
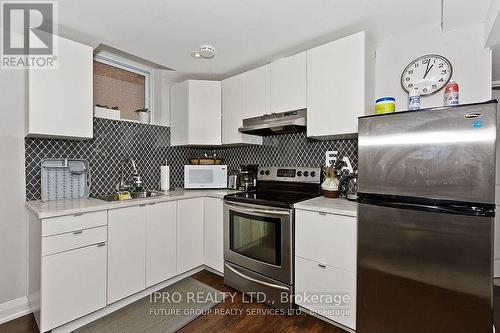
top-left (27, 35), bottom-right (93, 139)
top-left (307, 31), bottom-right (374, 139)
top-left (170, 80), bottom-right (222, 146)
top-left (242, 64), bottom-right (271, 118)
top-left (221, 74), bottom-right (262, 145)
top-left (271, 52), bottom-right (307, 113)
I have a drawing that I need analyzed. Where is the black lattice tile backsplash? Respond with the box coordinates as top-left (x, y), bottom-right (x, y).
top-left (25, 118), bottom-right (357, 201)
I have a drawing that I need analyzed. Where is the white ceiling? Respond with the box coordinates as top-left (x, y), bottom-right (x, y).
top-left (58, 0), bottom-right (492, 81)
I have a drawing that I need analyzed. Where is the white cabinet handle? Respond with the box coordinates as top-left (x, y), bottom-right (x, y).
top-left (318, 263), bottom-right (327, 268)
top-left (318, 212), bottom-right (327, 216)
top-left (73, 229), bottom-right (83, 235)
top-left (73, 213), bottom-right (83, 217)
top-left (96, 242), bottom-right (106, 247)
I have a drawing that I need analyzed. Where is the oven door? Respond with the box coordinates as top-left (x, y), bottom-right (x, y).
top-left (223, 201), bottom-right (293, 284)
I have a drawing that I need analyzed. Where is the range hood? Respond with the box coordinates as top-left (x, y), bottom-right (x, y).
top-left (238, 109), bottom-right (306, 136)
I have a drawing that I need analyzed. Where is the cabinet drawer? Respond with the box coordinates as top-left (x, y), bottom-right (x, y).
top-left (295, 256), bottom-right (356, 330)
top-left (42, 226), bottom-right (107, 256)
top-left (295, 209), bottom-right (356, 272)
top-left (41, 243), bottom-right (107, 332)
top-left (42, 211), bottom-right (107, 237)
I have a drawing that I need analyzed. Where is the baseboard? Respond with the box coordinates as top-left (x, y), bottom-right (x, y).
top-left (0, 296), bottom-right (32, 325)
top-left (495, 260), bottom-right (500, 278)
top-left (297, 305), bottom-right (355, 333)
top-left (204, 265), bottom-right (223, 277)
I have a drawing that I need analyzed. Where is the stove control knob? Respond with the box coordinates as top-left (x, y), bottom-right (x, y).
top-left (260, 170), bottom-right (265, 175)
top-left (296, 171), bottom-right (302, 177)
top-left (310, 171), bottom-right (316, 178)
top-left (265, 170), bottom-right (270, 176)
top-left (303, 171), bottom-right (309, 177)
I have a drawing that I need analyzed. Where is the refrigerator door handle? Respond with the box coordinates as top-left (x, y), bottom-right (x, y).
top-left (359, 199), bottom-right (495, 217)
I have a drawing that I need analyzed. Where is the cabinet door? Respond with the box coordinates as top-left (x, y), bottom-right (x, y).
top-left (108, 206), bottom-right (146, 304)
top-left (177, 198), bottom-right (204, 273)
top-left (146, 201), bottom-right (177, 287)
top-left (28, 35), bottom-right (93, 139)
top-left (271, 52), bottom-right (307, 113)
top-left (188, 80), bottom-right (222, 145)
top-left (222, 75), bottom-right (262, 145)
top-left (307, 31), bottom-right (370, 138)
top-left (243, 64), bottom-right (271, 117)
top-left (295, 256), bottom-right (356, 330)
top-left (204, 198), bottom-right (224, 272)
top-left (296, 210), bottom-right (356, 272)
top-left (41, 243), bottom-right (107, 332)
top-left (170, 81), bottom-right (189, 146)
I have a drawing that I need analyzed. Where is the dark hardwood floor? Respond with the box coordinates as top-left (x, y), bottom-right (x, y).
top-left (179, 270), bottom-right (342, 333)
top-left (2, 271), bottom-right (499, 333)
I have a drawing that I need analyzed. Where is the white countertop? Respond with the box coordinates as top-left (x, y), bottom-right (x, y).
top-left (294, 196), bottom-right (358, 217)
top-left (26, 189), bottom-right (240, 219)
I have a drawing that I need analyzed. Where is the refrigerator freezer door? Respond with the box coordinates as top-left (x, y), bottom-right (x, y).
top-left (357, 203), bottom-right (493, 333)
top-left (358, 102), bottom-right (497, 204)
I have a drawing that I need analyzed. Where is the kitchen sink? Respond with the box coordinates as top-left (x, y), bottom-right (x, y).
top-left (130, 191), bottom-right (164, 199)
top-left (96, 191), bottom-right (164, 202)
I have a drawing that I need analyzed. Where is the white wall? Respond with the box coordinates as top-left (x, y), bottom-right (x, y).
top-left (0, 70), bottom-right (27, 304)
top-left (375, 24), bottom-right (492, 111)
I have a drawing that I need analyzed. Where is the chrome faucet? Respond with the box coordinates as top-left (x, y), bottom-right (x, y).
top-left (117, 158), bottom-right (142, 191)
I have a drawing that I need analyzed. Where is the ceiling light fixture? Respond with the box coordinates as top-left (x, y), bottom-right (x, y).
top-left (191, 45), bottom-right (215, 59)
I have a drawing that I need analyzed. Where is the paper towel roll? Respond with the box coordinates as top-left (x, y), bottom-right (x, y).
top-left (160, 165), bottom-right (170, 191)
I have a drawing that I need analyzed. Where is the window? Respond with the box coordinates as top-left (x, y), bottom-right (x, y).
top-left (93, 55), bottom-right (151, 122)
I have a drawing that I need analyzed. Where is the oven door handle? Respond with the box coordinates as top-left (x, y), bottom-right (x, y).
top-left (224, 202), bottom-right (290, 216)
top-left (225, 263), bottom-right (290, 291)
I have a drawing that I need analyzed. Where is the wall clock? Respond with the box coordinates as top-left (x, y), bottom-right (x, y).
top-left (401, 54), bottom-right (452, 96)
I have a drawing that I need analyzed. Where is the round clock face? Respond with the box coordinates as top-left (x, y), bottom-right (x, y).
top-left (401, 54), bottom-right (452, 95)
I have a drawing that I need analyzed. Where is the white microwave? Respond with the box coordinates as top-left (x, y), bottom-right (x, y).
top-left (184, 165), bottom-right (227, 189)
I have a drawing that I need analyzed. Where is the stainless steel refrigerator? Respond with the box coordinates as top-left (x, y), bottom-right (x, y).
top-left (357, 100), bottom-right (497, 333)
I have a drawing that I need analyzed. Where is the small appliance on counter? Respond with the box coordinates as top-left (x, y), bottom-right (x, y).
top-left (228, 170), bottom-right (240, 190)
top-left (238, 164), bottom-right (258, 192)
top-left (339, 170), bottom-right (358, 201)
top-left (184, 165), bottom-right (227, 189)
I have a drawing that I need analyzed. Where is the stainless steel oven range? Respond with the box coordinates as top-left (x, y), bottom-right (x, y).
top-left (223, 166), bottom-right (321, 310)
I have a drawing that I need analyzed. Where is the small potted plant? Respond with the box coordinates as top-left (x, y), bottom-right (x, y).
top-left (135, 108), bottom-right (150, 124)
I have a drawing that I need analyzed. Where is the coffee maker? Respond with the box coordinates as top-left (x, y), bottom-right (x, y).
top-left (238, 164), bottom-right (258, 192)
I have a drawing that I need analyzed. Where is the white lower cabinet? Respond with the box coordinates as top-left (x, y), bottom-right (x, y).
top-left (107, 206), bottom-right (146, 304)
top-left (295, 209), bottom-right (357, 330)
top-left (41, 243), bottom-right (107, 332)
top-left (295, 210), bottom-right (356, 272)
top-left (204, 198), bottom-right (224, 272)
top-left (29, 194), bottom-right (226, 332)
top-left (295, 257), bottom-right (356, 330)
top-left (146, 201), bottom-right (177, 287)
top-left (177, 198), bottom-right (205, 273)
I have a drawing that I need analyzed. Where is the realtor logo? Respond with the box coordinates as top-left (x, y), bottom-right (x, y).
top-left (1, 1), bottom-right (58, 69)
